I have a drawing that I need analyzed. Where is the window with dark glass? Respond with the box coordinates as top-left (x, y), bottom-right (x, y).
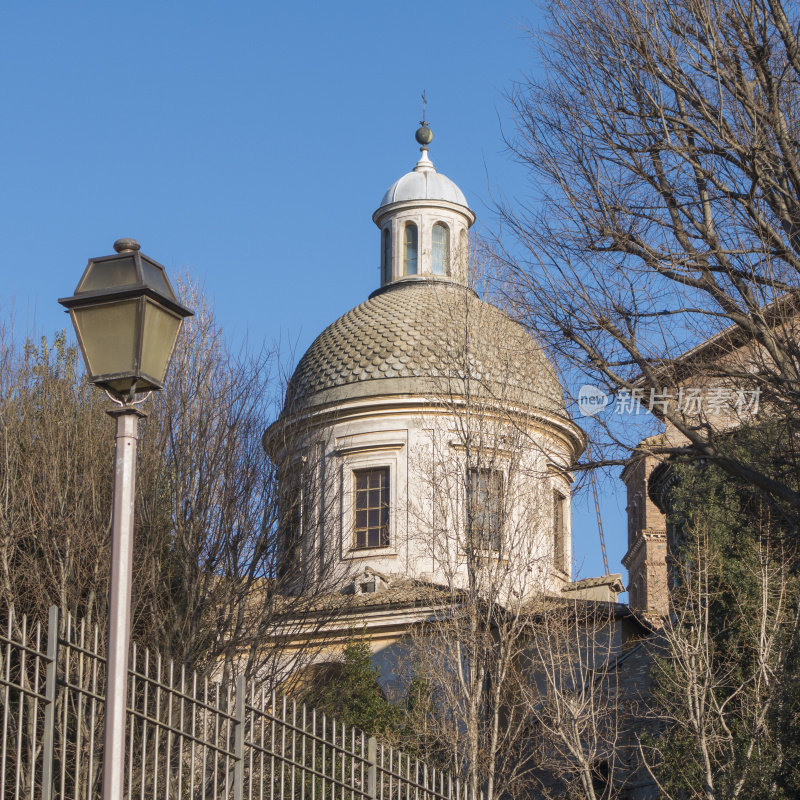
top-left (432, 223), bottom-right (449, 275)
top-left (353, 467), bottom-right (390, 549)
top-left (553, 491), bottom-right (567, 571)
top-left (467, 468), bottom-right (503, 551)
top-left (404, 223), bottom-right (418, 275)
top-left (381, 228), bottom-right (392, 284)
top-left (278, 480), bottom-right (302, 578)
top-left (628, 495), bottom-right (640, 546)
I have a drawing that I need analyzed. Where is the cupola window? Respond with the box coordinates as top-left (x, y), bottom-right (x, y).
top-left (467, 468), bottom-right (503, 551)
top-left (404, 223), bottom-right (418, 275)
top-left (432, 223), bottom-right (449, 275)
top-left (381, 228), bottom-right (392, 283)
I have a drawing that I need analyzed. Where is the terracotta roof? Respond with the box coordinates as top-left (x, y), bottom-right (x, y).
top-left (562, 574), bottom-right (625, 592)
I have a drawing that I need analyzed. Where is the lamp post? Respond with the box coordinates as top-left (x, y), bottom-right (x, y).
top-left (59, 238), bottom-right (193, 800)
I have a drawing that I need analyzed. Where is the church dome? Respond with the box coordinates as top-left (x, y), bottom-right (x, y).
top-left (284, 278), bottom-right (566, 415)
top-left (378, 164), bottom-right (469, 209)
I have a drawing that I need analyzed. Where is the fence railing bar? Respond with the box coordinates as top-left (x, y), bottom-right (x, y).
top-left (13, 613), bottom-right (27, 800)
top-left (88, 620), bottom-right (100, 800)
top-left (59, 612), bottom-right (72, 800)
top-left (128, 642), bottom-right (137, 800)
top-left (245, 713), bottom-right (368, 758)
top-left (366, 736), bottom-right (376, 800)
top-left (347, 720), bottom-right (353, 799)
top-left (177, 663), bottom-right (187, 800)
top-left (245, 749), bottom-right (374, 799)
top-left (56, 679), bottom-right (104, 702)
top-left (247, 682), bottom-right (255, 800)
top-left (339, 720), bottom-right (345, 800)
top-left (269, 689), bottom-right (276, 800)
top-left (311, 705), bottom-right (316, 800)
top-left (232, 674), bottom-right (245, 800)
top-left (58, 638), bottom-right (105, 660)
top-left (212, 679), bottom-right (222, 800)
top-left (0, 635), bottom-right (48, 659)
top-left (318, 710), bottom-right (322, 800)
top-left (279, 694), bottom-right (286, 800)
top-left (165, 659), bottom-right (175, 800)
top-left (129, 669), bottom-right (236, 719)
top-left (72, 616), bottom-right (86, 800)
top-left (1, 608), bottom-right (15, 800)
top-left (140, 647), bottom-right (150, 800)
top-left (152, 652), bottom-right (162, 800)
top-left (190, 670), bottom-right (198, 800)
top-left (241, 736), bottom-right (372, 780)
top-left (202, 675), bottom-right (210, 800)
top-left (378, 743), bottom-right (385, 800)
top-left (256, 683), bottom-right (265, 800)
top-left (291, 698), bottom-right (298, 800)
top-left (0, 677), bottom-right (50, 702)
top-left (28, 619), bottom-right (42, 800)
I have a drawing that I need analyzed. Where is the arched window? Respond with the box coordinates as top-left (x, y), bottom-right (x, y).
top-left (432, 223), bottom-right (449, 275)
top-left (553, 491), bottom-right (566, 571)
top-left (404, 223), bottom-right (418, 275)
top-left (628, 496), bottom-right (640, 543)
top-left (381, 228), bottom-right (392, 283)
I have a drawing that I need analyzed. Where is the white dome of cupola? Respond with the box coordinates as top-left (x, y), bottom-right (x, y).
top-left (378, 150), bottom-right (470, 208)
top-left (373, 124), bottom-right (475, 288)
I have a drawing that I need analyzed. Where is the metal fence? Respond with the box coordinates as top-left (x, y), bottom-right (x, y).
top-left (0, 605), bottom-right (474, 800)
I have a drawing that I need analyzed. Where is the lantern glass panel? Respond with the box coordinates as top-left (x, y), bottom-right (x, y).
top-left (140, 259), bottom-right (174, 298)
top-left (77, 257), bottom-right (138, 292)
top-left (140, 299), bottom-right (182, 385)
top-left (72, 299), bottom-right (139, 380)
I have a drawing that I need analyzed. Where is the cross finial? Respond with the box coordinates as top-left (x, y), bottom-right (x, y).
top-left (415, 92), bottom-right (433, 150)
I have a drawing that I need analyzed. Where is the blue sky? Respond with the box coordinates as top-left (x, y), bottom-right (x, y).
top-left (0, 1), bottom-right (637, 588)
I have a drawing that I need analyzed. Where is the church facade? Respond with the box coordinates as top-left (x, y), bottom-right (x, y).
top-left (264, 124), bottom-right (623, 608)
top-left (259, 123), bottom-right (659, 798)
top-left (263, 124), bottom-right (637, 674)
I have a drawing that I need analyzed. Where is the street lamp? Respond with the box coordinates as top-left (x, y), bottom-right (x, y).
top-left (59, 238), bottom-right (192, 800)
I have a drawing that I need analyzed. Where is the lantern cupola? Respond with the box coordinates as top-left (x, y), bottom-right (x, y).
top-left (372, 123), bottom-right (475, 289)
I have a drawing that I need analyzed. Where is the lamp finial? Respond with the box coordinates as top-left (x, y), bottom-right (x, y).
top-left (113, 238), bottom-right (141, 254)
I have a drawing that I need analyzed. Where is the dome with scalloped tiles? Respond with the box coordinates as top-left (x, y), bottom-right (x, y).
top-left (283, 278), bottom-right (566, 415)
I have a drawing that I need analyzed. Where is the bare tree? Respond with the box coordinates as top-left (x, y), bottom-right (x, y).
top-left (0, 281), bottom-right (342, 684)
top-left (519, 598), bottom-right (624, 800)
top-left (397, 260), bottom-right (629, 799)
top-left (0, 327), bottom-right (112, 621)
top-left (498, 0), bottom-right (800, 518)
top-left (492, 3), bottom-right (800, 792)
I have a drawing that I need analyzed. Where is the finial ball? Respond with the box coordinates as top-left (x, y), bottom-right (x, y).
top-left (415, 125), bottom-right (433, 146)
top-left (113, 238), bottom-right (141, 253)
